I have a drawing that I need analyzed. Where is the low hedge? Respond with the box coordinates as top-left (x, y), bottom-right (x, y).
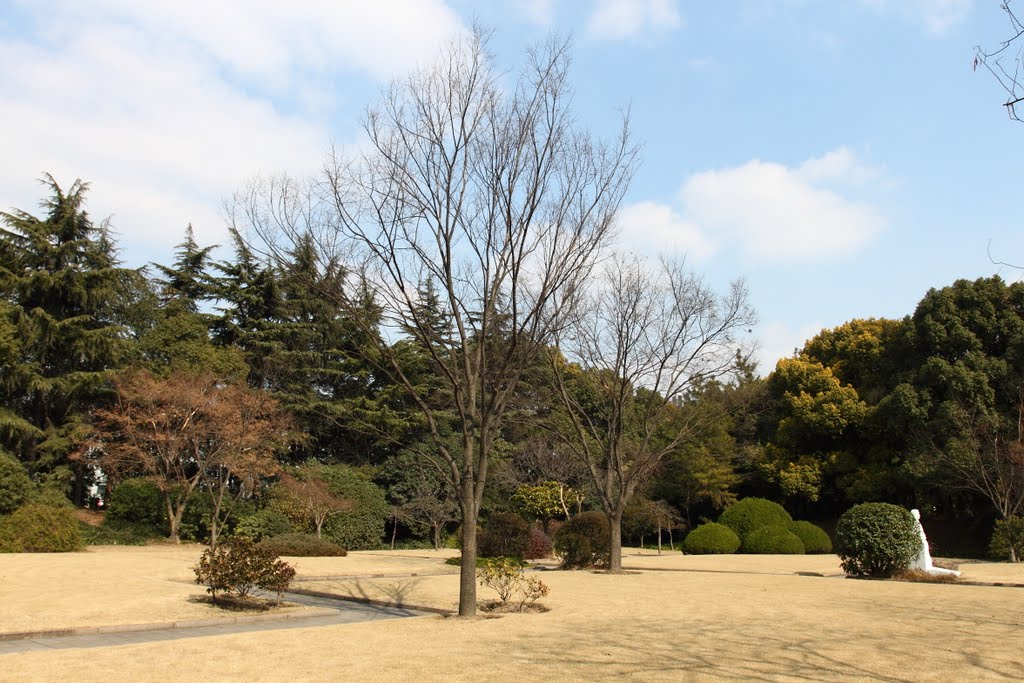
top-left (683, 522), bottom-right (741, 554)
top-left (718, 498), bottom-right (793, 541)
top-left (259, 533), bottom-right (347, 557)
top-left (0, 503), bottom-right (83, 552)
top-left (742, 524), bottom-right (805, 554)
top-left (789, 521), bottom-right (832, 554)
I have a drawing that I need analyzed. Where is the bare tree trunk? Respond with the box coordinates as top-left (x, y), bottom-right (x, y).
top-left (166, 496), bottom-right (182, 543)
top-left (459, 501), bottom-right (478, 616)
top-left (391, 516), bottom-right (398, 550)
top-left (608, 509), bottom-right (624, 573)
top-left (433, 523), bottom-right (442, 551)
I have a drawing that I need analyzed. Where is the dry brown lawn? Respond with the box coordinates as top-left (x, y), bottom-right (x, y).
top-left (1, 546), bottom-right (1022, 681)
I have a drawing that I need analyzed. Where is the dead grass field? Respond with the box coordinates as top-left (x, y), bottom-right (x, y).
top-left (1, 545), bottom-right (1022, 681)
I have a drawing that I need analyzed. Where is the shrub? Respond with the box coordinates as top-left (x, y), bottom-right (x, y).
top-left (553, 511), bottom-right (609, 569)
top-left (989, 516), bottom-right (1024, 562)
top-left (0, 451), bottom-right (34, 514)
top-left (789, 521), bottom-right (832, 554)
top-left (194, 536), bottom-right (297, 603)
top-left (477, 557), bottom-right (550, 611)
top-left (718, 498), bottom-right (793, 541)
top-left (742, 524), bottom-right (805, 554)
top-left (259, 533), bottom-right (348, 557)
top-left (523, 524), bottom-right (553, 560)
top-left (316, 465), bottom-right (388, 550)
top-left (835, 503), bottom-right (921, 577)
top-left (235, 510), bottom-right (293, 542)
top-left (479, 512), bottom-right (530, 558)
top-left (108, 478), bottom-right (166, 530)
top-left (683, 522), bottom-right (741, 554)
top-left (79, 519), bottom-right (155, 546)
top-left (0, 503), bottom-right (83, 552)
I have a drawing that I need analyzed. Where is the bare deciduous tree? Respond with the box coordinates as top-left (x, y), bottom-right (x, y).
top-left (939, 402), bottom-right (1024, 561)
top-left (551, 255), bottom-right (754, 572)
top-left (279, 470), bottom-right (352, 538)
top-left (974, 0), bottom-right (1024, 121)
top-left (232, 30), bottom-right (637, 615)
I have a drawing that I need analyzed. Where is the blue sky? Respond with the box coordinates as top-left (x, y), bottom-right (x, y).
top-left (2, 0), bottom-right (1021, 372)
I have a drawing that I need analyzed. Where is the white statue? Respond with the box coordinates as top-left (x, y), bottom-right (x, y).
top-left (909, 509), bottom-right (960, 577)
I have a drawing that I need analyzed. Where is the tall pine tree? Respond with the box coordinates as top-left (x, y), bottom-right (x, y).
top-left (0, 175), bottom-right (137, 499)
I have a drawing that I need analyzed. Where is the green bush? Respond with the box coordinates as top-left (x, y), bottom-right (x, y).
top-left (989, 516), bottom-right (1024, 561)
top-left (259, 533), bottom-right (348, 557)
top-left (194, 536), bottom-right (296, 602)
top-left (235, 510), bottom-right (293, 542)
top-left (0, 451), bottom-right (34, 514)
top-left (742, 524), bottom-right (805, 554)
top-left (479, 512), bottom-right (530, 558)
top-left (683, 522), bottom-right (741, 554)
top-left (835, 503), bottom-right (921, 577)
top-left (315, 465), bottom-right (388, 550)
top-left (0, 503), bottom-right (83, 552)
top-left (553, 511), bottom-right (609, 569)
top-left (718, 497), bottom-right (793, 541)
top-left (789, 521), bottom-right (832, 554)
top-left (108, 478), bottom-right (166, 530)
top-left (80, 519), bottom-right (155, 546)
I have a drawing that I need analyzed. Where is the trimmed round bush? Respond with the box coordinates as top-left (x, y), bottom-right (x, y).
top-left (0, 451), bottom-right (34, 514)
top-left (108, 478), bottom-right (166, 530)
top-left (553, 511), bottom-right (609, 569)
top-left (317, 465), bottom-right (388, 551)
top-left (1, 503), bottom-right (83, 552)
top-left (742, 524), bottom-right (805, 554)
top-left (835, 503), bottom-right (921, 577)
top-left (683, 522), bottom-right (741, 554)
top-left (718, 497), bottom-right (793, 541)
top-left (259, 533), bottom-right (347, 557)
top-left (479, 512), bottom-right (530, 558)
top-left (789, 521), bottom-right (832, 554)
top-left (234, 510), bottom-right (292, 542)
top-left (523, 524), bottom-right (553, 560)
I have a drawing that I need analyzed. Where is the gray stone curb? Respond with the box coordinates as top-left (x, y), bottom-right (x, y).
top-left (0, 606), bottom-right (338, 642)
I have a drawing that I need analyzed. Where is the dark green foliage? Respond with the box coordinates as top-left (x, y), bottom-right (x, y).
top-left (0, 176), bottom-right (136, 492)
top-left (235, 510), bottom-right (293, 542)
top-left (553, 511), bottom-right (610, 569)
top-left (259, 533), bottom-right (347, 557)
top-left (524, 525), bottom-right (553, 560)
top-left (80, 519), bottom-right (157, 546)
top-left (107, 478), bottom-right (166, 531)
top-left (0, 449), bottom-right (34, 514)
top-left (742, 524), bottom-right (805, 554)
top-left (682, 522), bottom-right (741, 554)
top-left (718, 497), bottom-right (793, 541)
top-left (318, 464), bottom-right (388, 550)
top-left (789, 520), bottom-right (833, 554)
top-left (0, 503), bottom-right (83, 552)
top-left (479, 512), bottom-right (530, 558)
top-left (989, 516), bottom-right (1024, 561)
top-left (194, 536), bottom-right (297, 602)
top-left (835, 503), bottom-right (921, 577)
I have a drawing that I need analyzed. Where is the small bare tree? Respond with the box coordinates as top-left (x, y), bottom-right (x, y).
top-left (278, 470), bottom-right (352, 538)
top-left (233, 30), bottom-right (636, 615)
top-left (938, 401), bottom-right (1024, 561)
top-left (92, 371), bottom-right (292, 543)
top-left (551, 255), bottom-right (754, 572)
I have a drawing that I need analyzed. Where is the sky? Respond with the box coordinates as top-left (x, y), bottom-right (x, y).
top-left (2, 0), bottom-right (1022, 373)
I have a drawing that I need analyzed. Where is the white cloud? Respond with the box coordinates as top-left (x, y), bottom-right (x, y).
top-left (586, 0), bottom-right (682, 41)
top-left (0, 1), bottom-right (464, 263)
top-left (519, 0), bottom-right (557, 27)
top-left (616, 201), bottom-right (716, 260)
top-left (755, 320), bottom-right (824, 375)
top-left (679, 150), bottom-right (885, 263)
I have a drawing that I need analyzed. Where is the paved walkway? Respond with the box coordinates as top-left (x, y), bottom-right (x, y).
top-left (0, 592), bottom-right (427, 655)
